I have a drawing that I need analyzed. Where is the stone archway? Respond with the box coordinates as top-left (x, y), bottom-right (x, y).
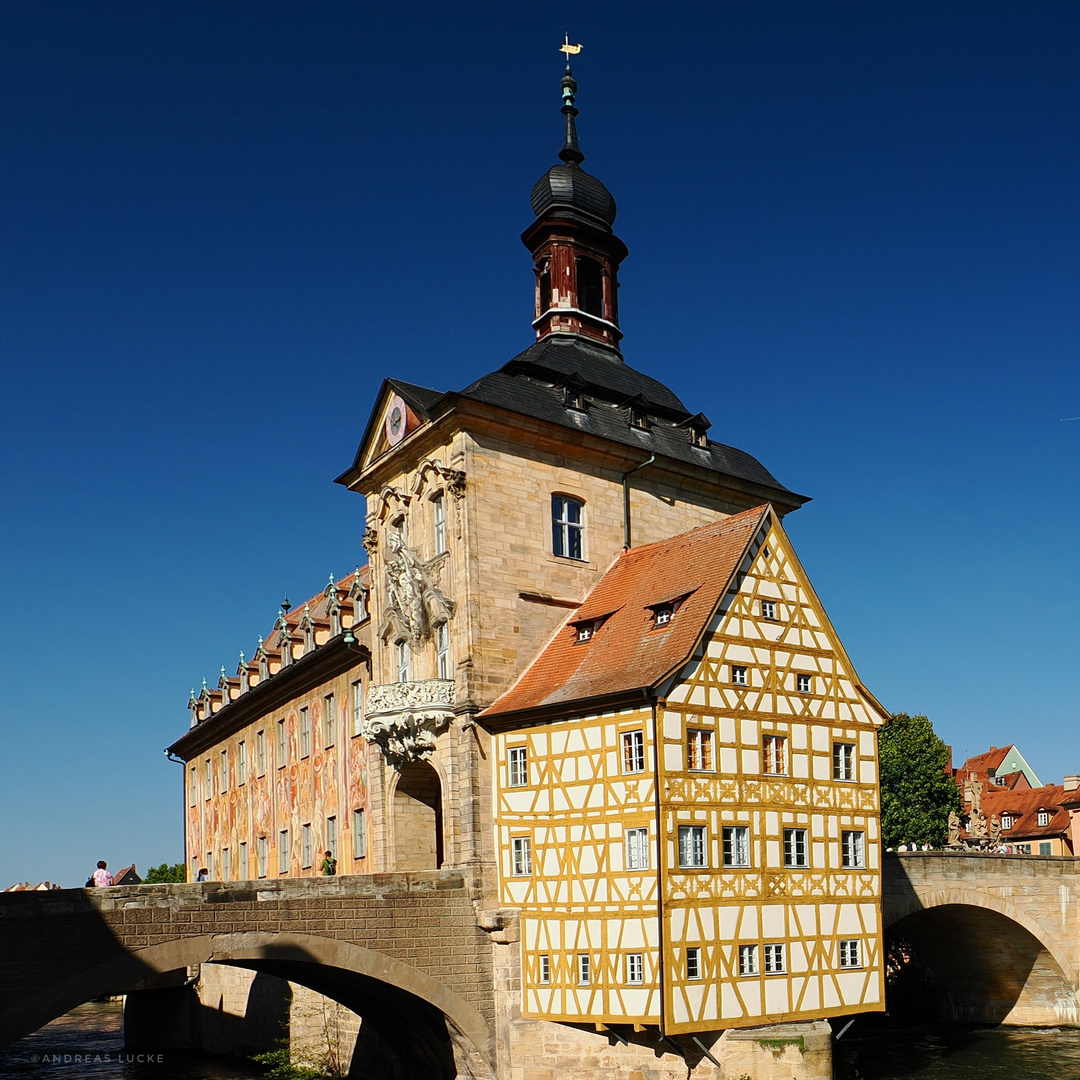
top-left (393, 761), bottom-right (444, 870)
top-left (0, 932), bottom-right (495, 1079)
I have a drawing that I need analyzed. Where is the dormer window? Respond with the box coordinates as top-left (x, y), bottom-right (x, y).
top-left (994, 775), bottom-right (1006, 786)
top-left (1000, 814), bottom-right (1012, 830)
top-left (1038, 810), bottom-right (1050, 827)
top-left (576, 623), bottom-right (594, 643)
top-left (630, 408), bottom-right (649, 430)
top-left (561, 374), bottom-right (587, 411)
top-left (653, 604), bottom-right (673, 626)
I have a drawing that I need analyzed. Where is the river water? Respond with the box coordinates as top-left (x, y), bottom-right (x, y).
top-left (3, 1003), bottom-right (1080, 1078)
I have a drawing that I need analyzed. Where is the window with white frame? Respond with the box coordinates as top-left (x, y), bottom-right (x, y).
top-left (204, 759), bottom-right (213, 800)
top-left (301, 823), bottom-right (313, 868)
top-left (622, 730), bottom-right (645, 773)
top-left (552, 494), bottom-right (585, 560)
top-left (575, 622), bottom-right (594, 643)
top-left (323, 695), bottom-right (335, 747)
top-left (723, 825), bottom-right (751, 867)
top-left (436, 623), bottom-right (450, 679)
top-left (842, 830), bottom-right (865, 869)
top-left (239, 842), bottom-right (247, 878)
top-left (687, 728), bottom-right (713, 771)
top-left (626, 827), bottom-right (649, 871)
top-left (761, 599), bottom-right (777, 620)
top-left (686, 947), bottom-right (701, 980)
top-left (220, 748), bottom-right (229, 793)
top-left (300, 708), bottom-right (311, 759)
top-left (432, 491), bottom-right (447, 554)
top-left (237, 742), bottom-right (247, 785)
top-left (508, 746), bottom-right (528, 787)
top-left (838, 939), bottom-right (861, 968)
top-left (1038, 810), bottom-right (1050, 827)
top-left (731, 665), bottom-right (748, 686)
top-left (763, 734), bottom-right (787, 775)
top-left (764, 943), bottom-right (786, 974)
top-left (189, 767), bottom-right (198, 806)
top-left (326, 816), bottom-right (337, 859)
top-left (353, 808), bottom-right (367, 859)
top-left (738, 944), bottom-right (758, 976)
top-left (257, 837), bottom-right (268, 878)
top-left (276, 718), bottom-right (286, 766)
top-left (539, 955), bottom-right (551, 984)
top-left (255, 729), bottom-right (266, 775)
top-left (396, 640), bottom-right (410, 683)
top-left (577, 954), bottom-right (590, 985)
top-left (351, 681), bottom-right (364, 737)
top-left (653, 603), bottom-right (673, 626)
top-left (784, 828), bottom-right (809, 868)
top-left (511, 836), bottom-right (532, 876)
top-left (833, 742), bottom-right (856, 781)
top-left (278, 830), bottom-right (290, 874)
top-left (192, 858), bottom-right (199, 882)
top-left (222, 848), bottom-right (230, 882)
top-left (678, 825), bottom-right (707, 868)
top-left (626, 954), bottom-right (644, 985)
top-left (797, 672), bottom-right (813, 693)
top-left (1001, 814), bottom-right (1013, 830)
top-left (205, 852), bottom-right (213, 879)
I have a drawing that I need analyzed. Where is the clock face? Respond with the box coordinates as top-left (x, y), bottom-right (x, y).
top-left (385, 395), bottom-right (407, 446)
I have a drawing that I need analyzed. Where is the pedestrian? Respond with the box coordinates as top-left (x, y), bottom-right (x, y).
top-left (91, 861), bottom-right (113, 888)
top-left (320, 850), bottom-right (337, 876)
top-left (195, 867), bottom-right (209, 882)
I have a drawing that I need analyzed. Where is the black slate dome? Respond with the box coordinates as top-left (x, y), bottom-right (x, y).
top-left (530, 163), bottom-right (617, 230)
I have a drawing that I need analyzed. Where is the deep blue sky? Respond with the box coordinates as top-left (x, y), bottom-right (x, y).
top-left (3, 3), bottom-right (1079, 886)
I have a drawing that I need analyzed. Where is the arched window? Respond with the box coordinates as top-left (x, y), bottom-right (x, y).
top-left (577, 257), bottom-right (604, 317)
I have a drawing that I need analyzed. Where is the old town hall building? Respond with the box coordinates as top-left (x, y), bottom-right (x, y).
top-left (169, 60), bottom-right (888, 1064)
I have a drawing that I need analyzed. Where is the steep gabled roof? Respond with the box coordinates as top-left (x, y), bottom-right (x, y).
top-left (959, 746), bottom-right (1012, 776)
top-left (482, 506), bottom-right (769, 719)
top-left (974, 784), bottom-right (1072, 841)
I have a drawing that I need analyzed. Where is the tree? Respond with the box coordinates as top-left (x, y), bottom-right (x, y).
top-left (143, 862), bottom-right (186, 883)
top-left (878, 712), bottom-right (962, 849)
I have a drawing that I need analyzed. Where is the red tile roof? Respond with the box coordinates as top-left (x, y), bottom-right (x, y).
top-left (482, 506), bottom-right (770, 718)
top-left (958, 746), bottom-right (1011, 776)
top-left (970, 784), bottom-right (1072, 841)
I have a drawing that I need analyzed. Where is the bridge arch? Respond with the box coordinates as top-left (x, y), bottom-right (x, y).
top-left (1, 931), bottom-right (495, 1078)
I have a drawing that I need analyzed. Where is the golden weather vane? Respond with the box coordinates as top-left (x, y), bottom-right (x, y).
top-left (560, 33), bottom-right (583, 58)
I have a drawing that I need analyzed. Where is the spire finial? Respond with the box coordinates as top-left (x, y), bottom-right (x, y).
top-left (558, 36), bottom-right (585, 166)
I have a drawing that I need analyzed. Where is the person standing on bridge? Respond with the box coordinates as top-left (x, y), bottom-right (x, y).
top-left (320, 850), bottom-right (336, 876)
top-left (91, 861), bottom-right (113, 887)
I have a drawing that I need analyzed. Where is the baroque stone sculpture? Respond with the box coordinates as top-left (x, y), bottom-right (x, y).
top-left (361, 679), bottom-right (455, 768)
top-left (377, 532), bottom-right (455, 645)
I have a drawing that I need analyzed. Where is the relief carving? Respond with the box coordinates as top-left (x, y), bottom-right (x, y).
top-left (378, 533), bottom-right (455, 644)
top-left (362, 678), bottom-right (455, 768)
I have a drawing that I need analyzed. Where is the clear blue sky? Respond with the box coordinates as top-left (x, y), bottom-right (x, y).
top-left (3, 3), bottom-right (1079, 887)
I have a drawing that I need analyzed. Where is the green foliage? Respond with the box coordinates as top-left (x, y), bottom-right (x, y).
top-left (879, 712), bottom-right (963, 848)
top-left (250, 1046), bottom-right (327, 1080)
top-left (142, 862), bottom-right (186, 883)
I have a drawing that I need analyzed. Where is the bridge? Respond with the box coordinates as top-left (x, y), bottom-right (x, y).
top-left (0, 871), bottom-right (498, 1079)
top-left (3, 854), bottom-right (1080, 1078)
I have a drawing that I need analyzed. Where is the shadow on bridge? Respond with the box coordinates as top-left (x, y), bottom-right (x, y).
top-left (883, 853), bottom-right (1079, 1027)
top-left (0, 883), bottom-right (496, 1080)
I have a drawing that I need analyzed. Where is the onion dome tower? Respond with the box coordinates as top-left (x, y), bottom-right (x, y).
top-left (523, 62), bottom-right (628, 350)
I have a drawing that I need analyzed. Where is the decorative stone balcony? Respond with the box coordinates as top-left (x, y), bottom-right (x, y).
top-left (362, 679), bottom-right (455, 768)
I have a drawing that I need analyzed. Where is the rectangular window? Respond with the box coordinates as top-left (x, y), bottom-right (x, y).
top-left (625, 827), bottom-right (650, 871)
top-left (784, 828), bottom-right (809, 868)
top-left (205, 852), bottom-right (213, 879)
top-left (838, 940), bottom-right (861, 968)
top-left (686, 728), bottom-right (713, 771)
top-left (764, 943), bottom-right (786, 974)
top-left (626, 954), bottom-right (644, 985)
top-left (220, 748), bottom-right (229, 793)
top-left (237, 741), bottom-right (247, 785)
top-left (654, 604), bottom-right (673, 626)
top-left (686, 947), bottom-right (701, 980)
top-left (396, 641), bottom-right (410, 683)
top-left (276, 718), bottom-right (286, 766)
top-left (256, 729), bottom-right (266, 775)
top-left (511, 836), bottom-right (532, 876)
top-left (189, 767), bottom-right (198, 806)
top-left (539, 955), bottom-right (551, 984)
top-left (622, 730), bottom-right (645, 773)
top-left (731, 665), bottom-right (748, 686)
top-left (577, 954), bottom-right (590, 985)
top-left (192, 858), bottom-right (199, 882)
top-left (353, 808), bottom-right (367, 859)
top-left (323, 695), bottom-right (335, 748)
top-left (436, 623), bottom-right (451, 680)
top-left (1000, 815), bottom-right (1012, 830)
top-left (797, 672), bottom-right (812, 693)
top-left (1038, 810), bottom-right (1050, 827)
top-left (763, 734), bottom-right (787, 775)
top-left (761, 599), bottom-right (777, 620)
top-left (1040, 841), bottom-right (1052, 856)
top-left (723, 825), bottom-right (751, 868)
top-left (279, 830), bottom-right (290, 874)
top-left (432, 492), bottom-right (447, 554)
top-left (678, 825), bottom-right (707, 868)
top-left (508, 746), bottom-right (529, 787)
top-left (552, 494), bottom-right (584, 560)
top-left (300, 708), bottom-right (311, 759)
top-left (204, 759), bottom-right (213, 800)
top-left (257, 837), bottom-right (268, 878)
top-left (833, 742), bottom-right (856, 781)
top-left (738, 944), bottom-right (759, 976)
top-left (222, 848), bottom-right (230, 882)
top-left (239, 842), bottom-right (247, 878)
top-left (842, 830), bottom-right (865, 869)
top-left (302, 823), bottom-right (313, 868)
top-left (326, 816), bottom-right (337, 859)
top-left (351, 680), bottom-right (364, 737)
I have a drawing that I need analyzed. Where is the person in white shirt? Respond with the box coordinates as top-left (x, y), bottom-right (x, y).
top-left (91, 861), bottom-right (113, 887)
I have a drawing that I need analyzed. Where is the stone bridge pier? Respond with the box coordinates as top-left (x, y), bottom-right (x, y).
top-left (0, 873), bottom-right (497, 1079)
top-left (884, 852), bottom-right (1080, 1026)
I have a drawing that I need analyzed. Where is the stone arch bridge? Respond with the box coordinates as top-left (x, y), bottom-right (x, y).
top-left (0, 871), bottom-right (498, 1079)
top-left (885, 851), bottom-right (1080, 1025)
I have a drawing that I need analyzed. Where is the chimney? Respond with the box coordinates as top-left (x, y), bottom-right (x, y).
top-left (1063, 775), bottom-right (1080, 792)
